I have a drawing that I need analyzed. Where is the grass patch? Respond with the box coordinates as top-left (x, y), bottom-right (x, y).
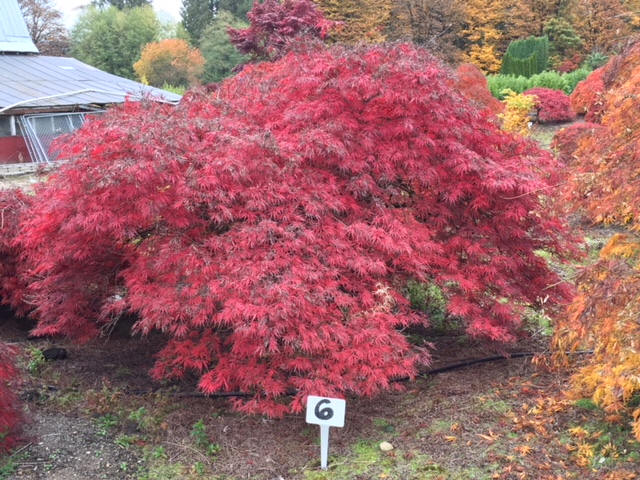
top-left (476, 396), bottom-right (512, 415)
top-left (95, 413), bottom-right (119, 437)
top-left (300, 438), bottom-right (500, 480)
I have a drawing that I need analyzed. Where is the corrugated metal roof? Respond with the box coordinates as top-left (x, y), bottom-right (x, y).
top-left (0, 55), bottom-right (182, 112)
top-left (0, 0), bottom-right (39, 53)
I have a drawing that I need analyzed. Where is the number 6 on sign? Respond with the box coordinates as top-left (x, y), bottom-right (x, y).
top-left (306, 396), bottom-right (346, 470)
top-left (306, 396), bottom-right (345, 427)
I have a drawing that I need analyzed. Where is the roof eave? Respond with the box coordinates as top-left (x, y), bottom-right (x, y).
top-left (0, 42), bottom-right (38, 54)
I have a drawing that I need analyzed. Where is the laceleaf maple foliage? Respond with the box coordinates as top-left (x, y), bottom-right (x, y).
top-left (0, 191), bottom-right (27, 451)
top-left (554, 234), bottom-right (640, 440)
top-left (0, 190), bottom-right (31, 316)
top-left (133, 38), bottom-right (204, 88)
top-left (0, 342), bottom-right (21, 453)
top-left (551, 122), bottom-right (603, 164)
top-left (17, 43), bottom-right (574, 416)
top-left (228, 0), bottom-right (333, 61)
top-left (563, 41), bottom-right (640, 227)
top-left (554, 40), bottom-right (640, 444)
top-left (454, 64), bottom-right (504, 115)
top-left (523, 87), bottom-right (575, 123)
top-left (570, 66), bottom-right (606, 121)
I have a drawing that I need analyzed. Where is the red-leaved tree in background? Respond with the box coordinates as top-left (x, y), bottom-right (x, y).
top-left (524, 87), bottom-right (575, 124)
top-left (453, 63), bottom-right (504, 116)
top-left (570, 67), bottom-right (606, 121)
top-left (15, 43), bottom-right (574, 416)
top-left (228, 0), bottom-right (334, 61)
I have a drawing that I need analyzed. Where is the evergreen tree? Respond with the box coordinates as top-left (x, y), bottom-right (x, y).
top-left (544, 17), bottom-right (582, 58)
top-left (92, 0), bottom-right (151, 8)
top-left (218, 0), bottom-right (254, 19)
top-left (181, 0), bottom-right (216, 44)
top-left (200, 10), bottom-right (248, 83)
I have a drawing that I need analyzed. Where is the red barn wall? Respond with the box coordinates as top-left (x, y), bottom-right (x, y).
top-left (0, 137), bottom-right (30, 164)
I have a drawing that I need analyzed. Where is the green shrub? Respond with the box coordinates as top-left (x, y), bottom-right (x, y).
top-left (407, 281), bottom-right (448, 330)
top-left (487, 74), bottom-right (531, 99)
top-left (501, 36), bottom-right (549, 77)
top-left (583, 51), bottom-right (608, 70)
top-left (488, 68), bottom-right (591, 99)
top-left (562, 68), bottom-right (591, 93)
top-left (529, 71), bottom-right (567, 91)
top-left (160, 83), bottom-right (186, 95)
top-left (26, 346), bottom-right (45, 375)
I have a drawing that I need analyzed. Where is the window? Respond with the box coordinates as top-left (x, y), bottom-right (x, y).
top-left (20, 112), bottom-right (96, 163)
top-left (0, 116), bottom-right (13, 138)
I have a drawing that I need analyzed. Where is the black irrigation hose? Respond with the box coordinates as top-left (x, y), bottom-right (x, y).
top-left (416, 352), bottom-right (539, 378)
top-left (169, 350), bottom-right (594, 399)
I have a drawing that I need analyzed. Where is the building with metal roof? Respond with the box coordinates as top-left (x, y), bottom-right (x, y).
top-left (0, 0), bottom-right (181, 173)
top-left (0, 0), bottom-right (38, 53)
top-left (0, 55), bottom-right (181, 115)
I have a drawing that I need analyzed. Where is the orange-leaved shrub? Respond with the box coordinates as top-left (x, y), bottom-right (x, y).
top-left (570, 67), bottom-right (606, 121)
top-left (563, 41), bottom-right (640, 227)
top-left (133, 38), bottom-right (204, 88)
top-left (554, 234), bottom-right (640, 440)
top-left (551, 122), bottom-right (603, 165)
top-left (555, 40), bottom-right (640, 443)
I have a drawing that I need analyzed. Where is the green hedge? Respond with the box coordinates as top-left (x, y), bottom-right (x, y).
top-left (487, 68), bottom-right (591, 100)
top-left (501, 36), bottom-right (549, 77)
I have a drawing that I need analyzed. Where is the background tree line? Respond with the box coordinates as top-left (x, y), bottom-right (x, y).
top-left (19, 0), bottom-right (640, 90)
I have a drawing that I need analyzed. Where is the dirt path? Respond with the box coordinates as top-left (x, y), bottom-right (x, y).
top-left (11, 414), bottom-right (140, 480)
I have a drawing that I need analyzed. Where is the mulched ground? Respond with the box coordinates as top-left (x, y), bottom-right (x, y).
top-left (2, 305), bottom-right (638, 480)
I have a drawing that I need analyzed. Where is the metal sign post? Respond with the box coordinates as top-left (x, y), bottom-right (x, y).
top-left (305, 396), bottom-right (346, 470)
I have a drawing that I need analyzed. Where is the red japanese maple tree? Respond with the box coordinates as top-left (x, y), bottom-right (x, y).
top-left (0, 189), bottom-right (31, 316)
top-left (228, 0), bottom-right (334, 61)
top-left (570, 67), bottom-right (606, 121)
top-left (16, 43), bottom-right (573, 416)
top-left (0, 342), bottom-right (21, 453)
top-left (524, 88), bottom-right (575, 124)
top-left (0, 190), bottom-right (29, 450)
top-left (454, 64), bottom-right (504, 116)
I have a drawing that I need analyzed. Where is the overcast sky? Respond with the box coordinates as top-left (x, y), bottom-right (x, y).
top-left (53, 0), bottom-right (183, 29)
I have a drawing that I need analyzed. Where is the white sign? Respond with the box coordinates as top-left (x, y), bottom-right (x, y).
top-left (306, 396), bottom-right (346, 470)
top-left (306, 396), bottom-right (346, 427)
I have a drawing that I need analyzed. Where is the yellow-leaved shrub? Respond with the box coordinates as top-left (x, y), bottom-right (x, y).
top-left (499, 89), bottom-right (536, 135)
